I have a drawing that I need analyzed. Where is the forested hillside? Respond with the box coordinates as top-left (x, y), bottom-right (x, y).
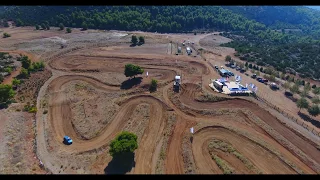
top-left (1, 6), bottom-right (269, 33)
top-left (223, 6), bottom-right (320, 39)
top-left (1, 6), bottom-right (320, 80)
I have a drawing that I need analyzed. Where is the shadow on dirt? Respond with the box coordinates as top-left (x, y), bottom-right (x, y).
top-left (121, 77), bottom-right (142, 90)
top-left (104, 152), bottom-right (136, 174)
top-left (298, 111), bottom-right (320, 128)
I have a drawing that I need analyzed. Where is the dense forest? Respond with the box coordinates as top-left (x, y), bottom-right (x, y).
top-left (1, 6), bottom-right (320, 80)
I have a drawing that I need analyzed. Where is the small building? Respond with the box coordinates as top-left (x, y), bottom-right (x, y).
top-left (213, 80), bottom-right (224, 90)
top-left (219, 69), bottom-right (229, 77)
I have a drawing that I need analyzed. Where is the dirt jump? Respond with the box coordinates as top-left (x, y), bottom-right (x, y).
top-left (25, 31), bottom-right (320, 174)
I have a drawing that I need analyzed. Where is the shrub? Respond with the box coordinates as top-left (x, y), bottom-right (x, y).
top-left (149, 79), bottom-right (158, 92)
top-left (109, 131), bottom-right (138, 157)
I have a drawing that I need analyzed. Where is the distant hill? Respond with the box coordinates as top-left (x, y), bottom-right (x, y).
top-left (306, 6), bottom-right (320, 11)
top-left (1, 6), bottom-right (320, 80)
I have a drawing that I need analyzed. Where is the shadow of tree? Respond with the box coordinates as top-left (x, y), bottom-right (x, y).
top-left (104, 152), bottom-right (136, 174)
top-left (120, 77), bottom-right (142, 90)
top-left (298, 111), bottom-right (320, 128)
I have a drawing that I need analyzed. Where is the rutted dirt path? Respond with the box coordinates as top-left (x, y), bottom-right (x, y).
top-left (29, 31), bottom-right (320, 174)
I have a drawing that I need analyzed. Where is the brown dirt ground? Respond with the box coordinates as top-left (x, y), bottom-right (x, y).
top-left (1, 27), bottom-right (319, 174)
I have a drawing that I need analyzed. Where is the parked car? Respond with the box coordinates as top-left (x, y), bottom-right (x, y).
top-left (245, 73), bottom-right (249, 76)
top-left (236, 66), bottom-right (241, 71)
top-left (214, 65), bottom-right (219, 70)
top-left (251, 74), bottom-right (257, 79)
top-left (240, 69), bottom-right (246, 73)
top-left (285, 91), bottom-right (293, 97)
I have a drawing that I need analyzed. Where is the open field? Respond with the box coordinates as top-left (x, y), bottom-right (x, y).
top-left (0, 27), bottom-right (319, 174)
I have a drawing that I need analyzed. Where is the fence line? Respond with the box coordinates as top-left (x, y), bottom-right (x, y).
top-left (254, 92), bottom-right (320, 138)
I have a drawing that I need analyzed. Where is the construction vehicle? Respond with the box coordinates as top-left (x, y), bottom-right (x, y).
top-left (173, 75), bottom-right (181, 92)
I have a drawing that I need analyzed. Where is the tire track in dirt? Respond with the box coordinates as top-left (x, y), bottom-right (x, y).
top-left (47, 75), bottom-right (171, 174)
top-left (178, 83), bottom-right (320, 172)
top-left (193, 126), bottom-right (298, 174)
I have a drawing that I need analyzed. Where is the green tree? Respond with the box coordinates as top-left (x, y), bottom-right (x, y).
top-left (66, 27), bottom-right (72, 33)
top-left (131, 35), bottom-right (138, 45)
top-left (59, 23), bottom-right (64, 30)
top-left (245, 62), bottom-right (248, 67)
top-left (194, 32), bottom-right (197, 35)
top-left (283, 82), bottom-right (290, 92)
top-left (300, 89), bottom-right (309, 98)
top-left (296, 98), bottom-right (309, 112)
top-left (109, 131), bottom-right (138, 157)
top-left (280, 73), bottom-right (286, 80)
top-left (21, 56), bottom-right (31, 69)
top-left (304, 83), bottom-right (311, 92)
top-left (19, 68), bottom-right (29, 79)
top-left (312, 96), bottom-right (320, 104)
top-left (124, 64), bottom-right (144, 78)
top-left (35, 24), bottom-right (40, 30)
top-left (308, 104), bottom-right (320, 117)
top-left (225, 55), bottom-right (231, 62)
top-left (248, 64), bottom-right (252, 69)
top-left (260, 67), bottom-right (263, 72)
top-left (15, 19), bottom-right (23, 27)
top-left (3, 33), bottom-right (11, 38)
top-left (313, 87), bottom-right (320, 95)
top-left (45, 24), bottom-right (50, 30)
top-left (41, 23), bottom-right (46, 30)
top-left (4, 67), bottom-right (12, 74)
top-left (12, 78), bottom-right (21, 87)
top-left (149, 79), bottom-right (158, 92)
top-left (0, 84), bottom-right (15, 104)
top-left (290, 84), bottom-right (299, 94)
top-left (139, 36), bottom-right (145, 44)
top-left (81, 22), bottom-right (88, 30)
top-left (312, 84), bottom-right (316, 89)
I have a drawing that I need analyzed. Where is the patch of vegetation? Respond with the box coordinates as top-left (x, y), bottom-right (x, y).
top-left (149, 79), bottom-right (158, 92)
top-left (3, 32), bottom-right (10, 38)
top-left (23, 103), bottom-right (37, 113)
top-left (0, 84), bottom-right (15, 107)
top-left (209, 139), bottom-right (261, 173)
top-left (196, 93), bottom-right (228, 102)
top-left (66, 27), bottom-right (72, 33)
top-left (211, 154), bottom-right (234, 174)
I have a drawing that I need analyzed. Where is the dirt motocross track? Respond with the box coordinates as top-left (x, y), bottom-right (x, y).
top-left (30, 31), bottom-right (320, 174)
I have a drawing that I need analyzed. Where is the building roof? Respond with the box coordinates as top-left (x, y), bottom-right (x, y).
top-left (225, 82), bottom-right (239, 89)
top-left (213, 80), bottom-right (223, 86)
top-left (219, 69), bottom-right (228, 74)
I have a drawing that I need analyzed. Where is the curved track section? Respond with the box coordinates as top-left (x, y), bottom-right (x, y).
top-left (193, 126), bottom-right (298, 174)
top-left (47, 75), bottom-right (171, 173)
top-left (179, 83), bottom-right (320, 166)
